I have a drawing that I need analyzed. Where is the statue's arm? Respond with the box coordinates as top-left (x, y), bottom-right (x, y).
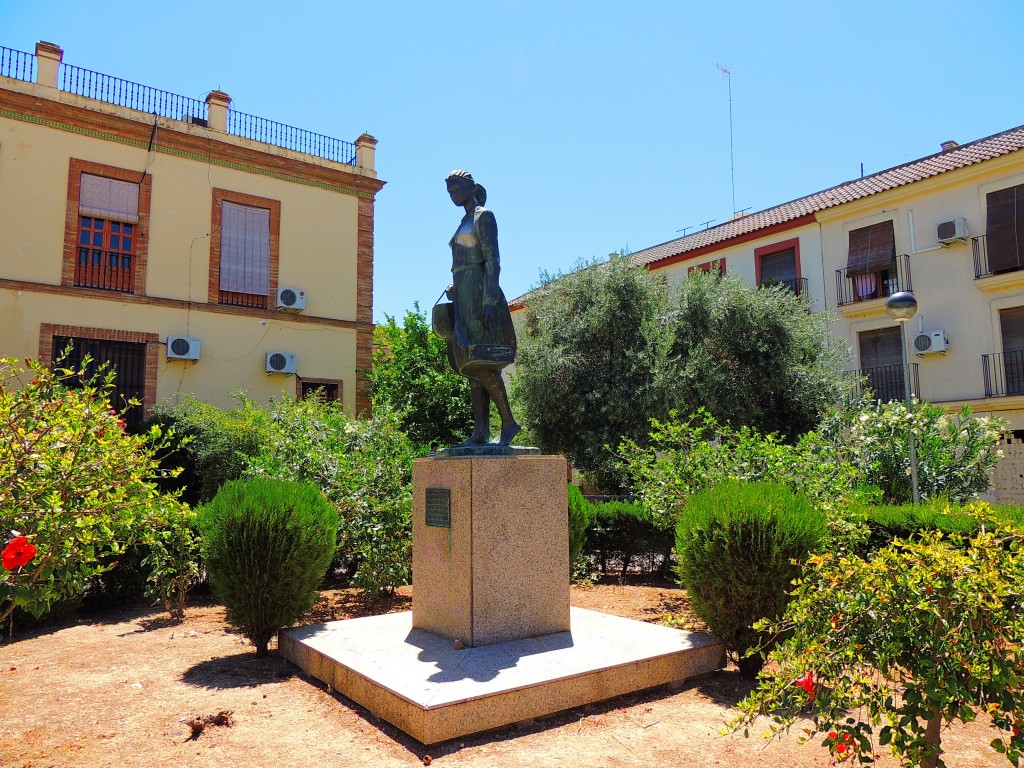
top-left (477, 210), bottom-right (501, 316)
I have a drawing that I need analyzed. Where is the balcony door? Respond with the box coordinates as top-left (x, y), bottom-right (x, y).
top-left (1000, 307), bottom-right (1024, 395)
top-left (859, 327), bottom-right (904, 402)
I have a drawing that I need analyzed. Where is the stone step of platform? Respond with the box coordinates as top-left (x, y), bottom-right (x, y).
top-left (279, 607), bottom-right (725, 745)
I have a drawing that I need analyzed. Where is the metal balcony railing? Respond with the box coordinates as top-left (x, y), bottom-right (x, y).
top-left (836, 254), bottom-right (912, 306)
top-left (983, 351), bottom-right (1024, 397)
top-left (855, 362), bottom-right (920, 404)
top-left (0, 45), bottom-right (35, 82)
top-left (2, 45), bottom-right (356, 165)
top-left (75, 249), bottom-right (134, 293)
top-left (974, 235), bottom-right (1024, 279)
top-left (760, 276), bottom-right (808, 296)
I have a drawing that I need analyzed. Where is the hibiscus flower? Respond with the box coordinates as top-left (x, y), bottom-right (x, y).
top-left (2, 536), bottom-right (37, 570)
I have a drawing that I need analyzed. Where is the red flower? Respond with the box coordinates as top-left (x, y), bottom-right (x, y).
top-left (836, 743), bottom-right (848, 754)
top-left (842, 733), bottom-right (852, 743)
top-left (2, 536), bottom-right (36, 570)
top-left (828, 731), bottom-right (838, 739)
top-left (794, 671), bottom-right (815, 698)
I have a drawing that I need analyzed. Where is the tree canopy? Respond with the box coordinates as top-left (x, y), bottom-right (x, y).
top-left (512, 258), bottom-right (849, 491)
top-left (366, 305), bottom-right (471, 447)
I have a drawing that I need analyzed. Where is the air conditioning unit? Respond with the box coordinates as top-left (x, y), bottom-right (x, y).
top-left (265, 351), bottom-right (297, 375)
top-left (937, 217), bottom-right (968, 245)
top-left (166, 336), bottom-right (201, 361)
top-left (276, 286), bottom-right (307, 312)
top-left (913, 330), bottom-right (949, 356)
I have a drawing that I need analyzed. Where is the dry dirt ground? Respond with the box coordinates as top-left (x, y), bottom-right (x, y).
top-left (0, 580), bottom-right (1004, 768)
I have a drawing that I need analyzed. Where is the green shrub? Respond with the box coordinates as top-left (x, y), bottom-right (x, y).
top-left (245, 398), bottom-right (414, 594)
top-left (197, 478), bottom-right (339, 656)
top-left (622, 409), bottom-right (859, 527)
top-left (0, 354), bottom-right (186, 626)
top-left (145, 393), bottom-right (273, 505)
top-left (83, 501), bottom-right (201, 617)
top-left (567, 485), bottom-right (592, 567)
top-left (859, 500), bottom-right (1024, 553)
top-left (586, 499), bottom-right (675, 577)
top-left (676, 481), bottom-right (827, 678)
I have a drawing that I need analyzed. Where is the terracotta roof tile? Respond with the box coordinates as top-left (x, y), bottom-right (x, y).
top-left (628, 123), bottom-right (1024, 269)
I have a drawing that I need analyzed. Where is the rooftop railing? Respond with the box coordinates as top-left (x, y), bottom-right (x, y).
top-left (0, 45), bottom-right (35, 82)
top-left (1, 44), bottom-right (356, 165)
top-left (60, 62), bottom-right (208, 124)
top-left (227, 109), bottom-right (357, 165)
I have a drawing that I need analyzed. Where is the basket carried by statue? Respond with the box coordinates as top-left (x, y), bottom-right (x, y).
top-left (432, 291), bottom-right (514, 375)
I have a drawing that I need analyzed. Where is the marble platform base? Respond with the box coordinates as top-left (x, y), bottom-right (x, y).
top-left (279, 607), bottom-right (725, 745)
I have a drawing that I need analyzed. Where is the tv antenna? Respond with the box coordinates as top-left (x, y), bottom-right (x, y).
top-left (717, 63), bottom-right (736, 217)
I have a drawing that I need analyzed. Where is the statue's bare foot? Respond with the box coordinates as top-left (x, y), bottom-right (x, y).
top-left (496, 421), bottom-right (521, 446)
top-left (457, 430), bottom-right (489, 447)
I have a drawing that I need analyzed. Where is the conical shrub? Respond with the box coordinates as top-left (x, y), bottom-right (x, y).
top-left (198, 478), bottom-right (339, 655)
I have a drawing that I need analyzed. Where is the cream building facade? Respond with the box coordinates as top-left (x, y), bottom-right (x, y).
top-left (0, 41), bottom-right (383, 424)
top-left (619, 123), bottom-right (1024, 500)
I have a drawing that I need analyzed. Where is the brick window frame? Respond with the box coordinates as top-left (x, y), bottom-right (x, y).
top-left (754, 237), bottom-right (802, 287)
top-left (298, 377), bottom-right (343, 403)
top-left (688, 258), bottom-right (726, 276)
top-left (62, 159), bottom-right (152, 294)
top-left (38, 323), bottom-right (160, 420)
top-left (209, 188), bottom-right (281, 308)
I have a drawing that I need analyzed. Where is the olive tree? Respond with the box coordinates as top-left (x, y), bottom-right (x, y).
top-left (513, 258), bottom-right (849, 491)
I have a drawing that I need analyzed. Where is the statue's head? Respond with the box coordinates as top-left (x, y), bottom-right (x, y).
top-left (446, 170), bottom-right (486, 206)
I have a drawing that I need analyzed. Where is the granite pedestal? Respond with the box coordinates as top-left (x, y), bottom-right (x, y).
top-left (279, 453), bottom-right (725, 744)
top-left (411, 454), bottom-right (570, 646)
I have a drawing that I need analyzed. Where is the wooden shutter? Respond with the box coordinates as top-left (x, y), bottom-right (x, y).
top-left (987, 185), bottom-right (1023, 274)
top-left (688, 258), bottom-right (726, 276)
top-left (846, 221), bottom-right (895, 276)
top-left (80, 174), bottom-right (140, 222)
top-left (858, 327), bottom-right (902, 369)
top-left (759, 248), bottom-right (797, 283)
top-left (219, 201), bottom-right (271, 295)
top-left (1000, 307), bottom-right (1024, 355)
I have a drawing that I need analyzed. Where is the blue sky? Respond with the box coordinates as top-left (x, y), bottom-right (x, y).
top-left (4, 1), bottom-right (1023, 322)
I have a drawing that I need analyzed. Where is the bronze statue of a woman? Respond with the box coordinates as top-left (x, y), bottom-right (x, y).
top-left (433, 170), bottom-right (520, 447)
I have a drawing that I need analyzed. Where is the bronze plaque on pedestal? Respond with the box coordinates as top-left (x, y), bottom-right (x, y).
top-left (425, 487), bottom-right (451, 528)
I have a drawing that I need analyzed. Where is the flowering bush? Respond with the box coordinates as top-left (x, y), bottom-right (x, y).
top-left (820, 396), bottom-right (1005, 503)
top-left (2, 536), bottom-right (37, 570)
top-left (731, 507), bottom-right (1024, 768)
top-left (0, 355), bottom-right (191, 626)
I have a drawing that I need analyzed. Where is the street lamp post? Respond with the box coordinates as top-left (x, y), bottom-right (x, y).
top-left (885, 291), bottom-right (920, 504)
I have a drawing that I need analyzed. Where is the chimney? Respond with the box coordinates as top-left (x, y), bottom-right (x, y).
top-left (940, 140), bottom-right (959, 151)
top-left (205, 90), bottom-right (231, 132)
top-left (355, 133), bottom-right (377, 171)
top-left (34, 41), bottom-right (63, 89)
